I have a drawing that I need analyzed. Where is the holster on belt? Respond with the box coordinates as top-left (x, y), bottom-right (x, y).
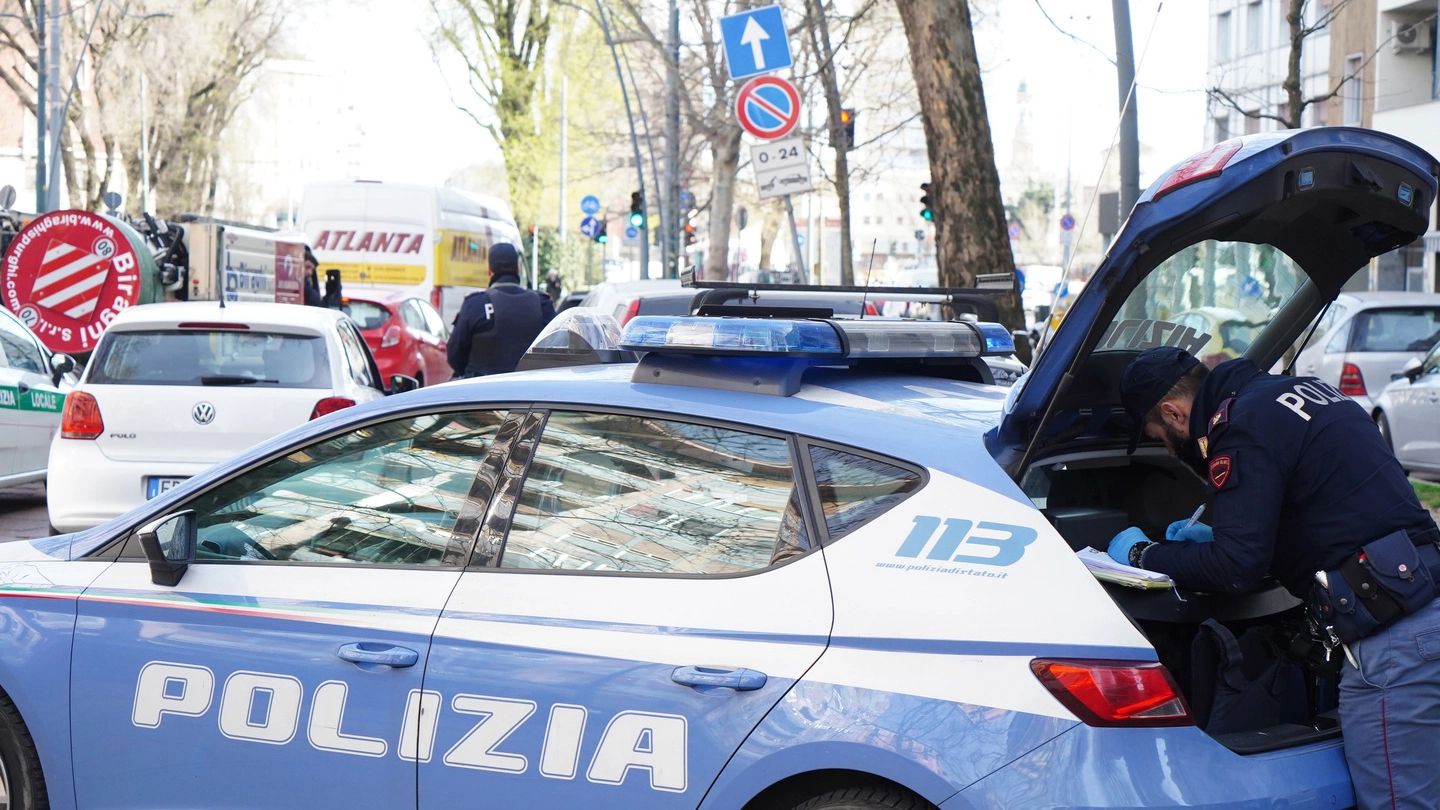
top-left (1308, 529), bottom-right (1440, 644)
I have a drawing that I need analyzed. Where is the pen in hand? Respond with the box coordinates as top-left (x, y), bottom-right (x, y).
top-left (1183, 504), bottom-right (1205, 530)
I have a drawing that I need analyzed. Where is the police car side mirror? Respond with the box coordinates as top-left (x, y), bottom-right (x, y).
top-left (49, 352), bottom-right (73, 385)
top-left (137, 510), bottom-right (197, 587)
top-left (389, 374), bottom-right (420, 394)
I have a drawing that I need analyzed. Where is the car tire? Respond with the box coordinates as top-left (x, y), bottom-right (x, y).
top-left (415, 371), bottom-right (425, 389)
top-left (788, 785), bottom-right (932, 810)
top-left (1376, 412), bottom-right (1394, 452)
top-left (0, 691), bottom-right (49, 810)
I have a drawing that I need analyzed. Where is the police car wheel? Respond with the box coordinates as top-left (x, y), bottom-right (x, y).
top-left (788, 785), bottom-right (932, 810)
top-left (0, 691), bottom-right (47, 809)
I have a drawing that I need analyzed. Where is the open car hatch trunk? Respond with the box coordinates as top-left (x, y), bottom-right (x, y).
top-left (992, 128), bottom-right (1440, 473)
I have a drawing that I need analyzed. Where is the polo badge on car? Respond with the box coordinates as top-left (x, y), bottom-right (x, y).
top-left (192, 402), bottom-right (216, 425)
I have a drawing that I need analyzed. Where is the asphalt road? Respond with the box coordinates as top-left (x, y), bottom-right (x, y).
top-left (0, 483), bottom-right (48, 543)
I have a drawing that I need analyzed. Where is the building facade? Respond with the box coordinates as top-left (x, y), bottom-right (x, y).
top-left (1208, 0), bottom-right (1334, 145)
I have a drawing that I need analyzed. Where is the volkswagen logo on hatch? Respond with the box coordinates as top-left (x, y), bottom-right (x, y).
top-left (192, 402), bottom-right (216, 425)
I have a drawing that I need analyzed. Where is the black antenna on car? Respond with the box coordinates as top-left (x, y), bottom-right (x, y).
top-left (859, 239), bottom-right (878, 319)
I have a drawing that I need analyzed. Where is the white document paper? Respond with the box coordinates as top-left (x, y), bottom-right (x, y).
top-left (1076, 547), bottom-right (1175, 589)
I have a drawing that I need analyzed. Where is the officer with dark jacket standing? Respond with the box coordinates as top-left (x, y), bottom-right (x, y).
top-left (447, 243), bottom-right (554, 378)
top-left (1108, 346), bottom-right (1440, 810)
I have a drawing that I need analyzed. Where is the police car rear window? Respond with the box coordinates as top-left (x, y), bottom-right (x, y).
top-left (809, 445), bottom-right (923, 540)
top-left (1099, 240), bottom-right (1303, 366)
top-left (88, 330), bottom-right (331, 388)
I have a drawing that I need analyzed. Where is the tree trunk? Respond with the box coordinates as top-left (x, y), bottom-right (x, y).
top-left (758, 202), bottom-right (783, 270)
top-left (704, 121), bottom-right (742, 280)
top-left (808, 0), bottom-right (853, 285)
top-left (894, 0), bottom-right (1020, 329)
top-left (1283, 0), bottom-right (1304, 128)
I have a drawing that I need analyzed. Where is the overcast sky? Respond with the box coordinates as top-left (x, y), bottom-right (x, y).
top-left (298, 0), bottom-right (1209, 192)
top-left (981, 1), bottom-right (1210, 188)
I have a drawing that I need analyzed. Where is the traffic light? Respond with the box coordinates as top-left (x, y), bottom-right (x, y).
top-left (839, 108), bottom-right (856, 150)
top-left (595, 221), bottom-right (608, 244)
top-left (683, 223), bottom-right (696, 246)
top-left (920, 182), bottom-right (934, 222)
top-left (629, 192), bottom-right (645, 228)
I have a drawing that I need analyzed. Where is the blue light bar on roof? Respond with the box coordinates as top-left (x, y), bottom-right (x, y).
top-left (833, 320), bottom-right (986, 358)
top-left (620, 315), bottom-right (1018, 360)
top-left (970, 321), bottom-right (1016, 355)
top-left (620, 316), bottom-right (844, 356)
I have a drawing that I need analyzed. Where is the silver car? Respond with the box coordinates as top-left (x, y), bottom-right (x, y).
top-left (1292, 291), bottom-right (1440, 412)
top-left (1373, 338), bottom-right (1440, 474)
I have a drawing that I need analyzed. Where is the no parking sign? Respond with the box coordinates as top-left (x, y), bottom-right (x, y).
top-left (735, 76), bottom-right (801, 140)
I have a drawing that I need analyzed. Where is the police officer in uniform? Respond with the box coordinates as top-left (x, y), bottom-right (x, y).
top-left (447, 243), bottom-right (555, 378)
top-left (1107, 347), bottom-right (1440, 810)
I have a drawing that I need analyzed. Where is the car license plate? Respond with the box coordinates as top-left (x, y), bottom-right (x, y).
top-left (146, 477), bottom-right (187, 499)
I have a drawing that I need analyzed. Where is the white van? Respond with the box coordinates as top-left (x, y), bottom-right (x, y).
top-left (298, 181), bottom-right (524, 322)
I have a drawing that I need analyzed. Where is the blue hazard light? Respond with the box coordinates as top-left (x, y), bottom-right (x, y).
top-left (620, 317), bottom-right (844, 356)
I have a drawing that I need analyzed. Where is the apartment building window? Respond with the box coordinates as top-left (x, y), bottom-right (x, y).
top-left (1217, 11), bottom-right (1232, 61)
top-left (1343, 53), bottom-right (1362, 125)
top-left (1213, 115), bottom-right (1230, 143)
top-left (1245, 113), bottom-right (1261, 135)
top-left (1247, 1), bottom-right (1263, 53)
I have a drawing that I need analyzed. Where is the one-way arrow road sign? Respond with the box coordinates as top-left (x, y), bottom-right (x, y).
top-left (720, 6), bottom-right (793, 81)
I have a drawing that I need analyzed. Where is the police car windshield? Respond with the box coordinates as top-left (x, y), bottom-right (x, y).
top-left (88, 329), bottom-right (331, 388)
top-left (1098, 240), bottom-right (1304, 366)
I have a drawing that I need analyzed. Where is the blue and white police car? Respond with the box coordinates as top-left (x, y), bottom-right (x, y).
top-left (0, 126), bottom-right (1431, 809)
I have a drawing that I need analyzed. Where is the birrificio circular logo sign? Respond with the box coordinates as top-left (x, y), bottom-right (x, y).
top-left (2, 210), bottom-right (143, 354)
top-left (191, 402), bottom-right (216, 426)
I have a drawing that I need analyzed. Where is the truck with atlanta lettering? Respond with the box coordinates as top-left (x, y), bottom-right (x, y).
top-left (298, 181), bottom-right (524, 323)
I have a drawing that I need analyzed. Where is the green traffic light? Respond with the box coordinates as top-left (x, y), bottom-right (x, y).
top-left (921, 209), bottom-right (933, 221)
top-left (598, 234), bottom-right (608, 243)
top-left (629, 212), bottom-right (645, 228)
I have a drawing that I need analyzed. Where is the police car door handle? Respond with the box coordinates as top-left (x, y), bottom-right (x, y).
top-left (670, 665), bottom-right (767, 691)
top-left (338, 642), bottom-right (419, 668)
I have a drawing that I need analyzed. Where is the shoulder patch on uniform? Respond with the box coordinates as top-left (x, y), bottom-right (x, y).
top-left (1209, 454), bottom-right (1234, 489)
top-left (1208, 398), bottom-right (1232, 434)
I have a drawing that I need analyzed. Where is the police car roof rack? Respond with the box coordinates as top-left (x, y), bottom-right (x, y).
top-left (678, 270), bottom-right (1016, 298)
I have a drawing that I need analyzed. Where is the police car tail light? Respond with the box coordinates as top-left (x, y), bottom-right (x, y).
top-left (60, 392), bottom-right (104, 440)
top-left (1154, 139), bottom-right (1244, 199)
top-left (380, 325), bottom-right (402, 349)
top-left (1030, 659), bottom-right (1192, 727)
top-left (1339, 363), bottom-right (1367, 397)
top-left (310, 397), bottom-right (356, 420)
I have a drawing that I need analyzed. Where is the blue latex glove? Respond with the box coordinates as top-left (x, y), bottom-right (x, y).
top-left (1107, 527), bottom-right (1151, 566)
top-left (1165, 520), bottom-right (1214, 543)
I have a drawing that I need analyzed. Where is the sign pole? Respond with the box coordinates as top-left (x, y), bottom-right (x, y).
top-left (530, 224), bottom-right (540, 290)
top-left (783, 195), bottom-right (806, 282)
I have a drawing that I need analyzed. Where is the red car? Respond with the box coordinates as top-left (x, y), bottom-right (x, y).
top-left (344, 291), bottom-right (453, 388)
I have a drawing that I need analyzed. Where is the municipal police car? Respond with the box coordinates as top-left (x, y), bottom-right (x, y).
top-left (0, 126), bottom-right (1430, 810)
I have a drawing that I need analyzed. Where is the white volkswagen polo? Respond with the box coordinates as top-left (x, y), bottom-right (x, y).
top-left (47, 301), bottom-right (391, 532)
